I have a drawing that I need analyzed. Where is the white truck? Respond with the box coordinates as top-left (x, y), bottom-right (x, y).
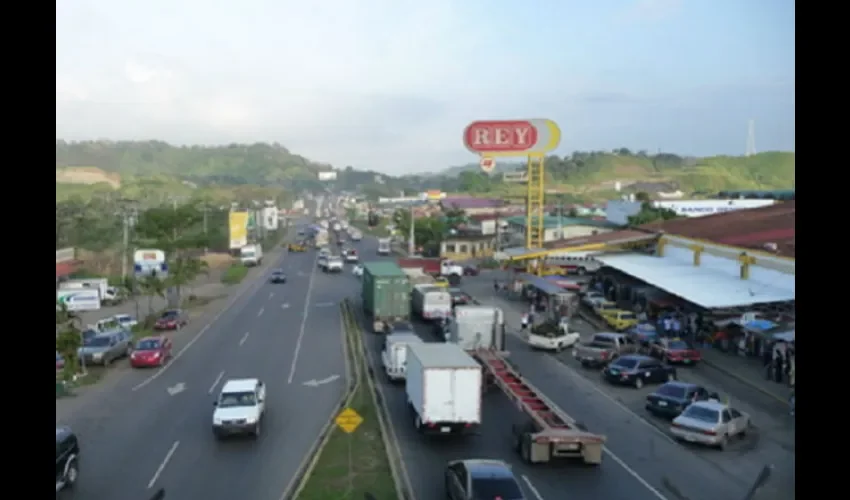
top-left (377, 238), bottom-right (391, 255)
top-left (348, 229), bottom-right (362, 241)
top-left (314, 229), bottom-right (329, 248)
top-left (212, 378), bottom-right (267, 439)
top-left (406, 343), bottom-right (482, 435)
top-left (57, 288), bottom-right (101, 311)
top-left (321, 255), bottom-right (344, 273)
top-left (381, 332), bottom-right (423, 382)
top-left (240, 244), bottom-right (263, 267)
top-left (447, 305), bottom-right (506, 351)
top-left (58, 278), bottom-right (121, 305)
top-left (411, 284), bottom-right (452, 321)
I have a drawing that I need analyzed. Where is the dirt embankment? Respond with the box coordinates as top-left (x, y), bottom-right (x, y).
top-left (55, 167), bottom-right (121, 188)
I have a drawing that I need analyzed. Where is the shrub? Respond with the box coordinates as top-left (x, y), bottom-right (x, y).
top-left (221, 264), bottom-right (249, 285)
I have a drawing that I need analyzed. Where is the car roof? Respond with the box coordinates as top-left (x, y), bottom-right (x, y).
top-left (138, 336), bottom-right (163, 343)
top-left (221, 378), bottom-right (259, 393)
top-left (619, 354), bottom-right (653, 362)
top-left (460, 459), bottom-right (515, 479)
top-left (56, 426), bottom-right (74, 442)
top-left (656, 381), bottom-right (699, 391)
top-left (113, 314), bottom-right (132, 319)
top-left (688, 400), bottom-right (728, 411)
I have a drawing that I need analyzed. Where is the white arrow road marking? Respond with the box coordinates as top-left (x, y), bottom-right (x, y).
top-left (257, 307), bottom-right (264, 317)
top-left (302, 374), bottom-right (341, 387)
top-left (239, 331), bottom-right (250, 346)
top-left (167, 383), bottom-right (186, 396)
top-left (208, 371), bottom-right (224, 394)
top-left (148, 441), bottom-right (179, 489)
top-left (282, 303), bottom-right (290, 309)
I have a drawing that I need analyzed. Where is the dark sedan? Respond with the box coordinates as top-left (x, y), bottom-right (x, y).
top-left (645, 381), bottom-right (718, 419)
top-left (603, 354), bottom-right (677, 389)
top-left (269, 270), bottom-right (287, 283)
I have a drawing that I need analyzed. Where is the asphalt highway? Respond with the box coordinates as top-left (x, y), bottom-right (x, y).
top-left (352, 237), bottom-right (677, 500)
top-left (60, 218), bottom-right (349, 500)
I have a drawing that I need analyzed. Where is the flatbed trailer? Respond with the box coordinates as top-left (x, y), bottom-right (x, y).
top-left (472, 349), bottom-right (606, 465)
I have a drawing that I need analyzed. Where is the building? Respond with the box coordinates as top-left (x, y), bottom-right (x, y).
top-left (441, 232), bottom-right (496, 261)
top-left (504, 215), bottom-right (618, 244)
top-left (441, 196), bottom-right (508, 215)
top-left (606, 199), bottom-right (777, 226)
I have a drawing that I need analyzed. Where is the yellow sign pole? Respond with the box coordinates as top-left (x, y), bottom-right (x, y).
top-left (334, 407), bottom-right (364, 492)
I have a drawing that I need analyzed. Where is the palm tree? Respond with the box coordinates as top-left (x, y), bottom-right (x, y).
top-left (139, 275), bottom-right (167, 318)
top-left (166, 255), bottom-right (209, 306)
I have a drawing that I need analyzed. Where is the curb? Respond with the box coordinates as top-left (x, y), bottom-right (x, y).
top-left (279, 303), bottom-right (359, 500)
top-left (700, 359), bottom-right (789, 406)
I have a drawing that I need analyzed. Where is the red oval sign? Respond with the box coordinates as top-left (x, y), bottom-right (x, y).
top-left (464, 120), bottom-right (538, 153)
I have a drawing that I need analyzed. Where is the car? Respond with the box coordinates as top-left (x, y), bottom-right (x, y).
top-left (56, 426), bottom-right (80, 492)
top-left (113, 314), bottom-right (138, 330)
top-left (670, 400), bottom-right (750, 449)
top-left (448, 288), bottom-right (472, 307)
top-left (444, 459), bottom-right (526, 500)
top-left (322, 256), bottom-right (344, 273)
top-left (269, 270), bottom-right (287, 284)
top-left (650, 337), bottom-right (702, 365)
top-left (352, 264), bottom-right (364, 277)
top-left (130, 335), bottom-right (172, 368)
top-left (344, 248), bottom-right (358, 263)
top-left (645, 381), bottom-right (718, 419)
top-left (212, 378), bottom-right (267, 439)
top-left (77, 329), bottom-right (133, 366)
top-left (463, 265), bottom-right (480, 276)
top-left (154, 309), bottom-right (188, 330)
top-left (581, 290), bottom-right (606, 308)
top-left (602, 354), bottom-right (676, 389)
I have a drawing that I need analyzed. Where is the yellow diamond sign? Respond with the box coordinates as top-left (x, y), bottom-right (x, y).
top-left (335, 407), bottom-right (363, 434)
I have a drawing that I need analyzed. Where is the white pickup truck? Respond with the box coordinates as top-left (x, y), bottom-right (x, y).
top-left (212, 378), bottom-right (266, 439)
top-left (321, 256), bottom-right (344, 273)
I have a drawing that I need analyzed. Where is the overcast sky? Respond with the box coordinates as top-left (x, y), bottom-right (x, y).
top-left (57, 0), bottom-right (795, 175)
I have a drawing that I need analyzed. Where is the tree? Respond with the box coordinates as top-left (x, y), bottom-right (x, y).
top-left (55, 303), bottom-right (83, 381)
top-left (139, 275), bottom-right (167, 317)
top-left (393, 211), bottom-right (447, 249)
top-left (166, 255), bottom-right (209, 306)
top-left (627, 201), bottom-right (680, 225)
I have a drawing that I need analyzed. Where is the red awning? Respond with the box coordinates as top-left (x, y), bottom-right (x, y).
top-left (56, 261), bottom-right (80, 278)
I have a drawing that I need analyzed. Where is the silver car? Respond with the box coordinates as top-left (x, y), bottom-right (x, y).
top-left (78, 329), bottom-right (133, 367)
top-left (670, 400), bottom-right (750, 449)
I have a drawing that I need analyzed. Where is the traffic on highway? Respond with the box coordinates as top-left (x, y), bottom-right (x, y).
top-left (57, 196), bottom-right (790, 500)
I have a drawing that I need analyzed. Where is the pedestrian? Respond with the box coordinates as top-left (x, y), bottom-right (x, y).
top-left (493, 279), bottom-right (500, 293)
top-left (521, 313), bottom-right (529, 332)
top-left (773, 348), bottom-right (784, 384)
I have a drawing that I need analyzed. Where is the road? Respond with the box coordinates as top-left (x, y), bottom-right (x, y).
top-left (59, 217), bottom-right (349, 500)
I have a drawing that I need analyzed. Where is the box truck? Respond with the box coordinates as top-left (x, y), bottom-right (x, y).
top-left (381, 332), bottom-right (423, 382)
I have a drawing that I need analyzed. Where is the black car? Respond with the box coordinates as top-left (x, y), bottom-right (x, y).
top-left (445, 459), bottom-right (525, 500)
top-left (56, 426), bottom-right (80, 492)
top-left (603, 355), bottom-right (676, 389)
top-left (646, 381), bottom-right (718, 419)
top-left (448, 288), bottom-right (472, 307)
top-left (269, 270), bottom-right (287, 283)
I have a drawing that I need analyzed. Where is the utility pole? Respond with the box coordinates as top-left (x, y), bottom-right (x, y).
top-left (202, 205), bottom-right (208, 254)
top-left (121, 213), bottom-right (130, 278)
top-left (557, 196), bottom-right (564, 241)
top-left (407, 205), bottom-right (415, 256)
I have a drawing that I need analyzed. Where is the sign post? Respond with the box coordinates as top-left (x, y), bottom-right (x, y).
top-left (334, 407), bottom-right (364, 491)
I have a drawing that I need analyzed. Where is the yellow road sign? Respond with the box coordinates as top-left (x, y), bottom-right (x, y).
top-left (335, 407), bottom-right (363, 434)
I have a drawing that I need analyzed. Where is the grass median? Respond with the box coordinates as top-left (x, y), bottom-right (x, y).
top-left (221, 263), bottom-right (249, 285)
top-left (297, 304), bottom-right (397, 500)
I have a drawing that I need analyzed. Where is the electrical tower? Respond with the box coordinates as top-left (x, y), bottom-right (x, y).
top-left (746, 119), bottom-right (757, 157)
top-left (525, 154), bottom-right (545, 254)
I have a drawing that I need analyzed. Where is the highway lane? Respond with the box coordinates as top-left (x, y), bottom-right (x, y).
top-left (63, 224), bottom-right (348, 500)
top-left (351, 236), bottom-right (668, 500)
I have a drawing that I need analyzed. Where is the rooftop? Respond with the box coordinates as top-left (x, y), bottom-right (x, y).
top-left (505, 215), bottom-right (619, 230)
top-left (641, 200), bottom-right (795, 258)
top-left (221, 378), bottom-right (259, 393)
top-left (543, 229), bottom-right (658, 249)
top-left (363, 261), bottom-right (406, 276)
top-left (441, 197), bottom-right (507, 210)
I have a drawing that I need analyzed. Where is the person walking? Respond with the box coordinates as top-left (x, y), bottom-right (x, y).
top-left (520, 313), bottom-right (530, 332)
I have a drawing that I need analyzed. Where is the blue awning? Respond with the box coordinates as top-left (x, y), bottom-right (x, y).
top-left (516, 273), bottom-right (569, 295)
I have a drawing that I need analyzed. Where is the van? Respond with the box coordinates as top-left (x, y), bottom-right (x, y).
top-left (381, 333), bottom-right (423, 382)
top-left (240, 244), bottom-right (263, 267)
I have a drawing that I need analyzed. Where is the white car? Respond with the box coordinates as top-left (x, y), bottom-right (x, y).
top-left (112, 314), bottom-right (138, 330)
top-left (581, 291), bottom-right (606, 308)
top-left (344, 248), bottom-right (359, 263)
top-left (212, 378), bottom-right (267, 439)
top-left (352, 264), bottom-right (364, 277)
top-left (670, 400), bottom-right (750, 449)
top-left (323, 256), bottom-right (344, 273)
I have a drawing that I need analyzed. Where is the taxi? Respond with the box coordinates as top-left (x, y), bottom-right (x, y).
top-left (604, 310), bottom-right (640, 332)
top-left (433, 277), bottom-right (450, 288)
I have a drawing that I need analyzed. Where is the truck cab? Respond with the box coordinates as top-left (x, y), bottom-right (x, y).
top-left (240, 244), bottom-right (263, 267)
top-left (381, 333), bottom-right (423, 382)
top-left (212, 378), bottom-right (266, 439)
top-left (377, 238), bottom-right (391, 255)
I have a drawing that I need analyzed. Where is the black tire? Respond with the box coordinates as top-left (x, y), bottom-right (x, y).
top-left (64, 457), bottom-right (79, 489)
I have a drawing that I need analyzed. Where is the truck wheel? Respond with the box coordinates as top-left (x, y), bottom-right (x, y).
top-left (252, 422), bottom-right (261, 438)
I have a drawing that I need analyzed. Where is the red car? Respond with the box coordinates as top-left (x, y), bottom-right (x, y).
top-left (154, 309), bottom-right (188, 331)
top-left (130, 336), bottom-right (172, 368)
top-left (651, 337), bottom-right (701, 365)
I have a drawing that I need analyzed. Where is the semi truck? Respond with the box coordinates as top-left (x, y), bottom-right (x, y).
top-left (405, 343), bottom-right (482, 435)
top-left (446, 305), bottom-right (506, 351)
top-left (411, 284), bottom-right (452, 321)
top-left (397, 258), bottom-right (465, 285)
top-left (361, 261), bottom-right (411, 333)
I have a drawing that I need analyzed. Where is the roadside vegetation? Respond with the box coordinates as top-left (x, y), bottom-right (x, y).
top-left (221, 263), bottom-right (250, 285)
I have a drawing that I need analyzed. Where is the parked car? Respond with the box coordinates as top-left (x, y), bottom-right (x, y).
top-left (602, 354), bottom-right (676, 389)
top-left (645, 381), bottom-right (718, 419)
top-left (650, 337), bottom-right (702, 365)
top-left (113, 314), bottom-right (138, 330)
top-left (154, 309), bottom-right (189, 331)
top-left (78, 329), bottom-right (133, 366)
top-left (670, 400), bottom-right (750, 449)
top-left (56, 426), bottom-right (80, 491)
top-left (130, 335), bottom-right (173, 368)
top-left (444, 459), bottom-right (526, 500)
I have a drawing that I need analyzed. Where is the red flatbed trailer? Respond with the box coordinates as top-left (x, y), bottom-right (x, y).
top-left (397, 257), bottom-right (441, 275)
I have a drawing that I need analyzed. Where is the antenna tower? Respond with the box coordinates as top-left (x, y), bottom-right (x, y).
top-left (746, 119), bottom-right (757, 157)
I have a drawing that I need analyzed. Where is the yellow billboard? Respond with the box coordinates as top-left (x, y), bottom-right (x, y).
top-left (229, 211), bottom-right (249, 250)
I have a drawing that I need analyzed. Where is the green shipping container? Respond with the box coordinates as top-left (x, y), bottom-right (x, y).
top-left (361, 261), bottom-right (411, 333)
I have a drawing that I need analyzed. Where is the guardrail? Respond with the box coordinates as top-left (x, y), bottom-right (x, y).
top-left (346, 299), bottom-right (416, 500)
top-left (282, 302), bottom-right (360, 499)
top-left (56, 248), bottom-right (75, 263)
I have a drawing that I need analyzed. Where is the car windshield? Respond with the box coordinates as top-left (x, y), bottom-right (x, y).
top-left (471, 477), bottom-right (523, 499)
top-left (85, 336), bottom-right (112, 347)
top-left (115, 315), bottom-right (130, 322)
top-left (599, 303), bottom-right (616, 310)
top-left (668, 340), bottom-right (690, 350)
top-left (161, 311), bottom-right (178, 319)
top-left (241, 251), bottom-right (255, 258)
top-left (136, 339), bottom-right (161, 351)
top-left (612, 358), bottom-right (638, 369)
top-left (682, 405), bottom-right (719, 423)
top-left (656, 384), bottom-right (687, 399)
top-left (218, 391), bottom-right (256, 408)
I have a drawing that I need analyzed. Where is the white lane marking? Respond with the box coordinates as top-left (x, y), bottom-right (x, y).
top-left (287, 254), bottom-right (319, 384)
top-left (147, 441), bottom-right (179, 489)
top-left (269, 292), bottom-right (274, 299)
top-left (522, 475), bottom-right (545, 500)
top-left (605, 449), bottom-right (670, 500)
top-left (239, 331), bottom-right (250, 346)
top-left (257, 307), bottom-right (264, 317)
top-left (208, 371), bottom-right (224, 394)
top-left (131, 253), bottom-right (284, 391)
top-left (282, 303), bottom-right (290, 309)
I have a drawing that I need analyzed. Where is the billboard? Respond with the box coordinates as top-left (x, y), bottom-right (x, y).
top-left (318, 171), bottom-right (337, 181)
top-left (229, 211), bottom-right (250, 249)
top-left (262, 206), bottom-right (279, 231)
top-left (57, 289), bottom-right (101, 312)
top-left (133, 249), bottom-right (167, 278)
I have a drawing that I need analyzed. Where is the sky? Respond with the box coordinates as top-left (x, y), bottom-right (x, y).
top-left (56, 0), bottom-right (795, 175)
